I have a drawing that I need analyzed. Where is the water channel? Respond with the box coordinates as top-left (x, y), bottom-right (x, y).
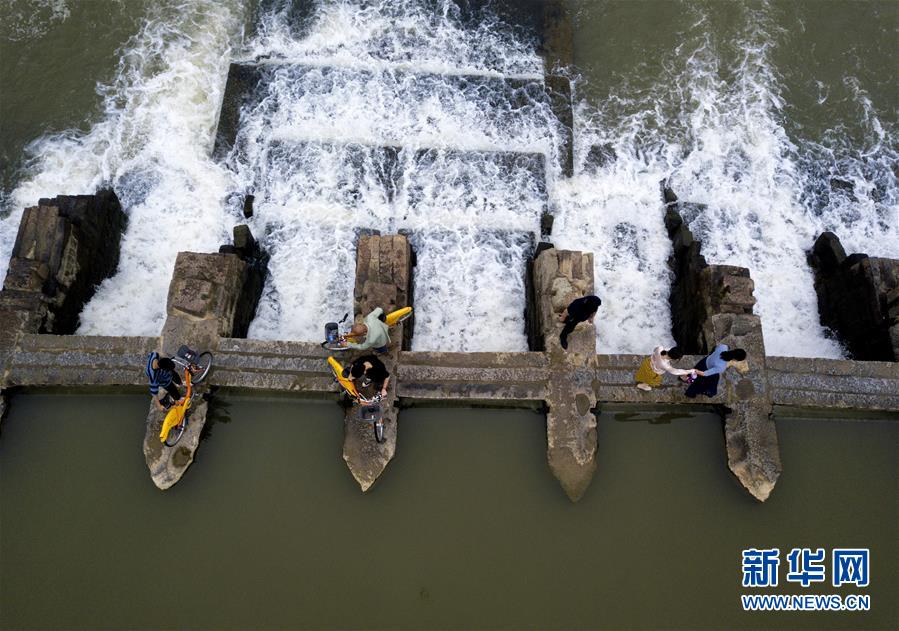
top-left (1, 394), bottom-right (895, 629)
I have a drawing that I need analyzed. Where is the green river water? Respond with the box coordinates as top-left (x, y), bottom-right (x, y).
top-left (1, 0), bottom-right (897, 629)
top-left (0, 394), bottom-right (896, 629)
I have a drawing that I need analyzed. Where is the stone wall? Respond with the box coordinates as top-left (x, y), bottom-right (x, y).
top-left (808, 232), bottom-right (899, 361)
top-left (660, 184), bottom-right (779, 502)
top-left (0, 190), bottom-right (125, 335)
top-left (354, 233), bottom-right (414, 349)
top-left (663, 187), bottom-right (709, 353)
top-left (532, 245), bottom-right (598, 501)
top-left (145, 225), bottom-right (268, 490)
top-left (219, 224), bottom-right (270, 338)
top-left (343, 234), bottom-right (414, 492)
top-left (662, 184), bottom-right (759, 356)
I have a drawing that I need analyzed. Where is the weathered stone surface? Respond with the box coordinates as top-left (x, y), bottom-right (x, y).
top-left (397, 351), bottom-right (548, 405)
top-left (766, 356), bottom-right (899, 412)
top-left (584, 144), bottom-right (616, 172)
top-left (808, 232), bottom-right (899, 361)
top-left (663, 188), bottom-right (709, 354)
top-left (214, 63), bottom-right (267, 158)
top-left (532, 245), bottom-right (598, 501)
top-left (724, 402), bottom-right (781, 502)
top-left (242, 194), bottom-right (254, 219)
top-left (540, 0), bottom-right (573, 72)
top-left (4, 335), bottom-right (156, 387)
top-left (0, 190), bottom-right (125, 334)
top-left (212, 338), bottom-right (333, 393)
top-left (143, 397), bottom-right (209, 490)
top-left (546, 365), bottom-right (597, 501)
top-left (342, 234), bottom-right (413, 492)
top-left (144, 231), bottom-right (270, 490)
top-left (661, 188), bottom-right (780, 501)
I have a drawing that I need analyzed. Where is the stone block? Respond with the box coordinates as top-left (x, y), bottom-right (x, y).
top-left (3, 259), bottom-right (49, 292)
top-left (808, 232), bottom-right (898, 361)
top-left (233, 224), bottom-right (256, 255)
top-left (724, 402), bottom-right (781, 502)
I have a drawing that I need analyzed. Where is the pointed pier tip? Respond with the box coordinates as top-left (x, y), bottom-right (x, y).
top-left (143, 398), bottom-right (210, 490)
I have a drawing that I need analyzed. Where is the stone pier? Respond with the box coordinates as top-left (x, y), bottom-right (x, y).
top-left (808, 232), bottom-right (899, 361)
top-left (341, 234), bottom-right (413, 492)
top-left (0, 194), bottom-right (895, 500)
top-left (143, 225), bottom-right (268, 490)
top-left (0, 191), bottom-right (126, 432)
top-left (663, 185), bottom-right (780, 501)
top-left (532, 245), bottom-right (599, 501)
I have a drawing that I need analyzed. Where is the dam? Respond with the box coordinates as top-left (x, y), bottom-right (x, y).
top-left (0, 1), bottom-right (896, 500)
top-left (1, 186), bottom-right (896, 499)
top-left (1, 2), bottom-right (897, 629)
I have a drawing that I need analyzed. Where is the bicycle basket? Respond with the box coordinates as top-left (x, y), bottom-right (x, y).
top-left (176, 345), bottom-right (199, 363)
top-left (360, 405), bottom-right (380, 422)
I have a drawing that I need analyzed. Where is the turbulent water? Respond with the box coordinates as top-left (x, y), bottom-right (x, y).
top-left (1, 0), bottom-right (896, 356)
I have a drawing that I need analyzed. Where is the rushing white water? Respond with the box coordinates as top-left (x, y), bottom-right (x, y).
top-left (232, 0), bottom-right (556, 351)
top-left (557, 2), bottom-right (896, 356)
top-left (1, 0), bottom-right (895, 358)
top-left (0, 1), bottom-right (244, 335)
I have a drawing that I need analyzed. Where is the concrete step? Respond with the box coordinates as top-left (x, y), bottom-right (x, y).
top-left (19, 333), bottom-right (157, 354)
top-left (7, 366), bottom-right (143, 387)
top-left (214, 62), bottom-right (562, 158)
top-left (262, 140), bottom-right (547, 221)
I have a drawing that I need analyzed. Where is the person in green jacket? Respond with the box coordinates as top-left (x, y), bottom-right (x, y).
top-left (347, 307), bottom-right (391, 352)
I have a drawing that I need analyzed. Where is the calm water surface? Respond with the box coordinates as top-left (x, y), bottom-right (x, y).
top-left (1, 394), bottom-right (896, 630)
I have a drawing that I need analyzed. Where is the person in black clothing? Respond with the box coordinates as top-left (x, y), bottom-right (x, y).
top-left (348, 354), bottom-right (391, 398)
top-left (558, 295), bottom-right (601, 350)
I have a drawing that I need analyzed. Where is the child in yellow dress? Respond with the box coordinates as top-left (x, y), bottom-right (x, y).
top-left (635, 346), bottom-right (702, 391)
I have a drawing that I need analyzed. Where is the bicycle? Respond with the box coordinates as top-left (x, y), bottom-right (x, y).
top-left (158, 346), bottom-right (214, 446)
top-left (321, 306), bottom-right (413, 351)
top-left (327, 356), bottom-right (386, 443)
top-left (159, 369), bottom-right (193, 446)
top-left (171, 345), bottom-right (214, 383)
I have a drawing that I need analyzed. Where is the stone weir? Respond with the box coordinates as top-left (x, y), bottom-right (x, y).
top-left (142, 225), bottom-right (269, 489)
top-left (662, 183), bottom-right (779, 501)
top-left (1, 191), bottom-right (897, 499)
top-left (808, 232), bottom-right (899, 361)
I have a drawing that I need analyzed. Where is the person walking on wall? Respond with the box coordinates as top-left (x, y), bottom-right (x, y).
top-left (558, 295), bottom-right (601, 350)
top-left (635, 346), bottom-right (702, 391)
top-left (684, 344), bottom-right (747, 398)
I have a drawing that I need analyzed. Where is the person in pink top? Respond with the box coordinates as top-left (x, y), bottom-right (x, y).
top-left (634, 346), bottom-right (703, 391)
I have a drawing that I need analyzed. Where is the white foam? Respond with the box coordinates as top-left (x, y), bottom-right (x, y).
top-left (3, 0), bottom-right (894, 359)
top-left (0, 0), bottom-right (70, 42)
top-left (234, 1), bottom-right (553, 350)
top-left (558, 2), bottom-right (895, 357)
top-left (0, 1), bottom-right (245, 336)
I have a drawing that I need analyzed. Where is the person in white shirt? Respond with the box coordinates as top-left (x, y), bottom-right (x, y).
top-left (634, 346), bottom-right (703, 391)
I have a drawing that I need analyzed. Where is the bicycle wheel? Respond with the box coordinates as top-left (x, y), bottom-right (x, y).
top-left (373, 418), bottom-right (385, 443)
top-left (191, 351), bottom-right (214, 383)
top-left (321, 341), bottom-right (351, 351)
top-left (164, 419), bottom-right (187, 447)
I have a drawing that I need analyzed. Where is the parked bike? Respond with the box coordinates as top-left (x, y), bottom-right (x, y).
top-left (321, 307), bottom-right (412, 351)
top-left (327, 356), bottom-right (386, 443)
top-left (159, 346), bottom-right (213, 446)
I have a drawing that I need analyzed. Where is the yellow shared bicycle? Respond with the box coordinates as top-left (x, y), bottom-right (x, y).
top-left (327, 356), bottom-right (386, 444)
top-left (321, 306), bottom-right (412, 352)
